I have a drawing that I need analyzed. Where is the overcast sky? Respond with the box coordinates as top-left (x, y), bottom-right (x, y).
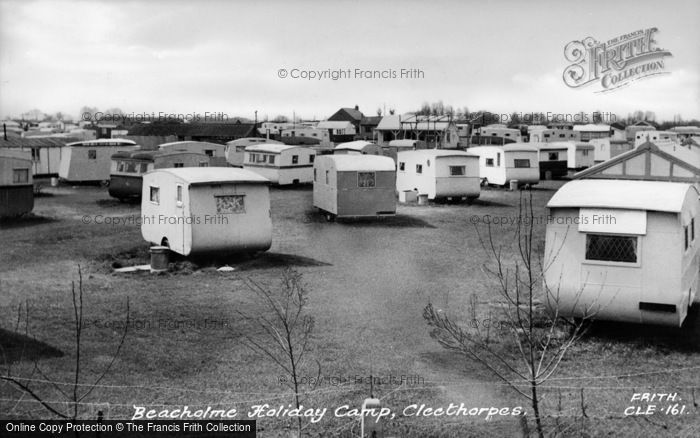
top-left (1, 0), bottom-right (698, 122)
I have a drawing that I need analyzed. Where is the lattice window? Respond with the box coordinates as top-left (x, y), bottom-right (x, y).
top-left (215, 195), bottom-right (245, 214)
top-left (585, 234), bottom-right (637, 263)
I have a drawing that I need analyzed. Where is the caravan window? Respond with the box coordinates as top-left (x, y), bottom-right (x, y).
top-left (249, 153), bottom-right (256, 163)
top-left (12, 169), bottom-right (29, 184)
top-left (215, 195), bottom-right (246, 214)
top-left (485, 158), bottom-right (494, 167)
top-left (236, 146), bottom-right (246, 152)
top-left (199, 161), bottom-right (209, 167)
top-left (449, 166), bottom-right (465, 176)
top-left (325, 170), bottom-right (329, 184)
top-left (313, 168), bottom-right (317, 182)
top-left (204, 150), bottom-right (214, 157)
top-left (585, 234), bottom-right (637, 263)
top-left (126, 162), bottom-right (137, 173)
top-left (268, 155), bottom-right (276, 165)
top-left (496, 153), bottom-right (501, 166)
top-left (117, 161), bottom-right (125, 172)
top-left (514, 159), bottom-right (530, 168)
top-left (173, 162), bottom-right (184, 168)
top-left (416, 164), bottom-right (423, 174)
top-left (357, 172), bottom-right (376, 188)
top-left (399, 162), bottom-right (405, 171)
top-left (292, 155), bottom-right (299, 164)
top-left (31, 148), bottom-right (40, 162)
top-left (139, 163), bottom-right (148, 173)
top-left (176, 185), bottom-right (183, 204)
top-left (256, 154), bottom-right (266, 163)
top-left (88, 150), bottom-right (97, 160)
top-left (548, 152), bottom-right (559, 160)
top-left (309, 155), bottom-right (315, 163)
top-left (149, 186), bottom-right (160, 204)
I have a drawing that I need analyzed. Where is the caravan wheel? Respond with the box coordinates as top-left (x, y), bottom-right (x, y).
top-left (160, 237), bottom-right (170, 248)
top-left (480, 178), bottom-right (489, 187)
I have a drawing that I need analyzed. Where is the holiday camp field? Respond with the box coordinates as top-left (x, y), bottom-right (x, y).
top-left (1, 181), bottom-right (699, 437)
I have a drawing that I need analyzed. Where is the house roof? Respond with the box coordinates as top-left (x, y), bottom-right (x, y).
top-left (245, 143), bottom-right (309, 154)
top-left (360, 116), bottom-right (383, 125)
top-left (153, 167), bottom-right (269, 185)
top-left (322, 154), bottom-right (395, 171)
top-left (329, 107), bottom-right (364, 121)
top-left (334, 140), bottom-right (378, 151)
top-left (547, 179), bottom-right (697, 213)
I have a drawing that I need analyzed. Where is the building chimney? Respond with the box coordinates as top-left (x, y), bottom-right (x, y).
top-left (354, 105), bottom-right (359, 111)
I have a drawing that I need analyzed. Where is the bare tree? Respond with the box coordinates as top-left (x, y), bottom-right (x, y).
top-left (423, 192), bottom-right (593, 438)
top-left (1, 266), bottom-right (129, 419)
top-left (236, 269), bottom-right (319, 437)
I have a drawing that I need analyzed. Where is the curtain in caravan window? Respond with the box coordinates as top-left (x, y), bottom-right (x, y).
top-left (357, 172), bottom-right (376, 188)
top-left (215, 195), bottom-right (245, 214)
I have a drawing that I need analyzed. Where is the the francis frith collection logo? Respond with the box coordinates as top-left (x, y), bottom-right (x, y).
top-left (563, 27), bottom-right (672, 93)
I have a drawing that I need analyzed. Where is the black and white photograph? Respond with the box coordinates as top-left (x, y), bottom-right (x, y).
top-left (1, 0), bottom-right (699, 437)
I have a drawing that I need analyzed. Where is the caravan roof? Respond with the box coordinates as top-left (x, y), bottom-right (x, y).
top-left (334, 141), bottom-right (376, 151)
top-left (66, 138), bottom-right (137, 147)
top-left (154, 168), bottom-right (270, 185)
top-left (245, 144), bottom-right (302, 154)
top-left (325, 155), bottom-right (395, 171)
top-left (547, 179), bottom-right (696, 213)
top-left (401, 149), bottom-right (478, 159)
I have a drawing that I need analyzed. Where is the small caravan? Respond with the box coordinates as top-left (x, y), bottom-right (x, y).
top-left (0, 149), bottom-right (33, 217)
top-left (243, 144), bottom-right (316, 185)
top-left (141, 168), bottom-right (272, 256)
top-left (108, 150), bottom-right (211, 201)
top-left (589, 138), bottom-right (633, 164)
top-left (532, 142), bottom-right (569, 179)
top-left (333, 141), bottom-right (383, 156)
top-left (313, 155), bottom-right (396, 220)
top-left (396, 149), bottom-right (480, 201)
top-left (567, 142), bottom-right (595, 171)
top-left (225, 138), bottom-right (282, 167)
top-left (159, 141), bottom-right (228, 166)
top-left (59, 139), bottom-right (139, 183)
top-left (544, 179), bottom-right (700, 327)
top-left (382, 139), bottom-right (426, 162)
top-left (468, 145), bottom-right (539, 187)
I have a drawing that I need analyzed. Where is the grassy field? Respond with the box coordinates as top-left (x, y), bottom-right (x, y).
top-left (1, 181), bottom-right (699, 437)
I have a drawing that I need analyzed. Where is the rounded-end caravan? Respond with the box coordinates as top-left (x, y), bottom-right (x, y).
top-left (109, 150), bottom-right (211, 201)
top-left (544, 179), bottom-right (700, 327)
top-left (468, 145), bottom-right (539, 187)
top-left (333, 141), bottom-right (383, 156)
top-left (396, 149), bottom-right (480, 201)
top-left (158, 141), bottom-right (228, 167)
top-left (382, 139), bottom-right (426, 162)
top-left (141, 168), bottom-right (272, 256)
top-left (225, 137), bottom-right (283, 167)
top-left (59, 139), bottom-right (139, 183)
top-left (0, 149), bottom-right (34, 217)
top-left (243, 144), bottom-right (316, 185)
top-left (313, 155), bottom-right (396, 221)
